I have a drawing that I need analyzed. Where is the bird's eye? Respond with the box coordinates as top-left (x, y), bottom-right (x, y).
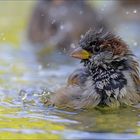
top-left (89, 41), bottom-right (95, 46)
top-left (94, 46), bottom-right (100, 52)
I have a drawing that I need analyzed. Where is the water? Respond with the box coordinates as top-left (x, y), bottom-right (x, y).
top-left (0, 40), bottom-right (140, 140)
top-left (0, 1), bottom-right (140, 140)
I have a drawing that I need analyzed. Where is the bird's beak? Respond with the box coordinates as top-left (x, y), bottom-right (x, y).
top-left (70, 47), bottom-right (91, 59)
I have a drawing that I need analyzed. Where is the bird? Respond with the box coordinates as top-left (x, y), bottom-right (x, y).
top-left (46, 28), bottom-right (140, 109)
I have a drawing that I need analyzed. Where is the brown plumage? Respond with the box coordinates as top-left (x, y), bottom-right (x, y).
top-left (47, 29), bottom-right (140, 109)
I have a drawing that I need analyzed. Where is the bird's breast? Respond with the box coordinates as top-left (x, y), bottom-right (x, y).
top-left (91, 67), bottom-right (127, 104)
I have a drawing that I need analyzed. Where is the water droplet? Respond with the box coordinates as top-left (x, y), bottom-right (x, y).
top-left (51, 19), bottom-right (56, 24)
top-left (80, 35), bottom-right (84, 39)
top-left (70, 43), bottom-right (76, 49)
top-left (79, 11), bottom-right (83, 15)
top-left (60, 25), bottom-right (64, 30)
top-left (63, 48), bottom-right (66, 52)
top-left (22, 93), bottom-right (27, 101)
top-left (133, 9), bottom-right (137, 14)
top-left (38, 65), bottom-right (42, 70)
top-left (133, 42), bottom-right (138, 46)
top-left (126, 11), bottom-right (129, 15)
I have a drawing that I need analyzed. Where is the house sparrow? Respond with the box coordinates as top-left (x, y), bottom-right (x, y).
top-left (48, 29), bottom-right (140, 109)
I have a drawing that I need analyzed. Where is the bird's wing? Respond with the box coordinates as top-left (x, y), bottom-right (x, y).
top-left (67, 68), bottom-right (89, 87)
top-left (129, 59), bottom-right (140, 94)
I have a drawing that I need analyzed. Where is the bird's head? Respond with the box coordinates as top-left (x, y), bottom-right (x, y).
top-left (70, 29), bottom-right (140, 107)
top-left (71, 28), bottom-right (131, 69)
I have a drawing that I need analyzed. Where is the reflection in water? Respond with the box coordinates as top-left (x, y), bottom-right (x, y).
top-left (58, 108), bottom-right (140, 133)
